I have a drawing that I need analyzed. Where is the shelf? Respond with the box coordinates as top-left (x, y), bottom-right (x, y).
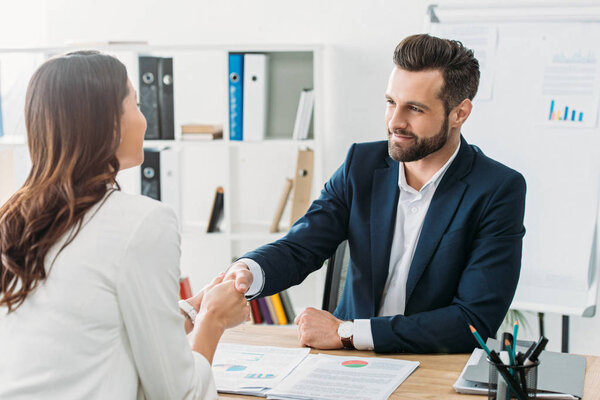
top-left (0, 135), bottom-right (27, 146)
top-left (230, 223), bottom-right (288, 241)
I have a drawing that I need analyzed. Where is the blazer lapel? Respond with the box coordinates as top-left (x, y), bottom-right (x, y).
top-left (370, 155), bottom-right (399, 314)
top-left (404, 137), bottom-right (474, 304)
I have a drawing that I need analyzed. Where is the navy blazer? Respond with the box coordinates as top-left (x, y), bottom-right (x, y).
top-left (244, 136), bottom-right (526, 353)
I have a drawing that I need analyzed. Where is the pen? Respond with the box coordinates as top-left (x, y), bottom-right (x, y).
top-left (515, 352), bottom-right (529, 396)
top-left (469, 324), bottom-right (492, 355)
top-left (489, 350), bottom-right (528, 400)
top-left (524, 336), bottom-right (548, 366)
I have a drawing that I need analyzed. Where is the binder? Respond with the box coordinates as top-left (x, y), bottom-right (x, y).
top-left (270, 294), bottom-right (288, 325)
top-left (242, 54), bottom-right (269, 141)
top-left (289, 148), bottom-right (314, 226)
top-left (279, 290), bottom-right (296, 322)
top-left (257, 298), bottom-right (273, 324)
top-left (179, 277), bottom-right (193, 299)
top-left (139, 56), bottom-right (160, 140)
top-left (228, 53), bottom-right (244, 141)
top-left (250, 300), bottom-right (263, 324)
top-left (264, 296), bottom-right (279, 324)
top-left (158, 57), bottom-right (174, 140)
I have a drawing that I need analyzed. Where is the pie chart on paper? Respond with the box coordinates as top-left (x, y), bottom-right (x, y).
top-left (341, 360), bottom-right (368, 368)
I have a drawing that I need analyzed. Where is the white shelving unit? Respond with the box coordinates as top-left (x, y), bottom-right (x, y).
top-left (0, 43), bottom-right (326, 312)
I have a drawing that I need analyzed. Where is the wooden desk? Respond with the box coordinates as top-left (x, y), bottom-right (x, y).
top-left (219, 324), bottom-right (600, 399)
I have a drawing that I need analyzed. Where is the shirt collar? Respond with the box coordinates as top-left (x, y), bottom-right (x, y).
top-left (398, 140), bottom-right (461, 194)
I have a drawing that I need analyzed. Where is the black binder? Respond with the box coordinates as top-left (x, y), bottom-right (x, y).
top-left (138, 56), bottom-right (174, 140)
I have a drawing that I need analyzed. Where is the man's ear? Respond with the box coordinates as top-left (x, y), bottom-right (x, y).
top-left (450, 99), bottom-right (473, 128)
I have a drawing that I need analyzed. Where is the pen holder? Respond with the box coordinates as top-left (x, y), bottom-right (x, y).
top-left (487, 358), bottom-right (539, 400)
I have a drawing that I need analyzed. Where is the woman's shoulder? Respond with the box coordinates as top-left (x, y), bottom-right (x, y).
top-left (92, 190), bottom-right (178, 232)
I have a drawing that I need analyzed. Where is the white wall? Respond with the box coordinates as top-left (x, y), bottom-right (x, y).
top-left (5, 0), bottom-right (600, 355)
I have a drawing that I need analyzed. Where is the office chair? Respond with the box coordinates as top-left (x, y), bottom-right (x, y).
top-left (322, 240), bottom-right (350, 313)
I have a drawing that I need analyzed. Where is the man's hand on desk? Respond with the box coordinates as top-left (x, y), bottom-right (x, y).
top-left (224, 261), bottom-right (254, 294)
top-left (294, 307), bottom-right (345, 350)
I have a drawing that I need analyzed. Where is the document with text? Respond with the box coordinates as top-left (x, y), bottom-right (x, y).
top-left (212, 343), bottom-right (310, 396)
top-left (266, 354), bottom-right (420, 400)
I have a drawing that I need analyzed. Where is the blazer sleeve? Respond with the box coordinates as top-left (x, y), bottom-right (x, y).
top-left (116, 204), bottom-right (217, 400)
top-left (370, 171), bottom-right (527, 353)
top-left (243, 145), bottom-right (356, 296)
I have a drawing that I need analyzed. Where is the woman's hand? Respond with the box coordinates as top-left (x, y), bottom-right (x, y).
top-left (196, 280), bottom-right (250, 331)
top-left (189, 280), bottom-right (250, 364)
top-left (186, 272), bottom-right (225, 312)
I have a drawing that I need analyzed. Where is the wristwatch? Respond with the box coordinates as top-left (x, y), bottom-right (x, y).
top-left (178, 300), bottom-right (198, 324)
top-left (337, 320), bottom-right (355, 349)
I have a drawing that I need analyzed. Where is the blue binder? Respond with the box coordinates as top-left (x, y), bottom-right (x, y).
top-left (228, 53), bottom-right (244, 141)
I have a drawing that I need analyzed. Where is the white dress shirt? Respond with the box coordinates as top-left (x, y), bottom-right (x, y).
top-left (244, 141), bottom-right (460, 350)
top-left (0, 191), bottom-right (217, 400)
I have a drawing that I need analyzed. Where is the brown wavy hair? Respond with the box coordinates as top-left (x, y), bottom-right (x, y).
top-left (0, 51), bottom-right (128, 312)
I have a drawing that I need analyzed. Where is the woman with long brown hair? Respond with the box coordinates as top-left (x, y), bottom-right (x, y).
top-left (0, 51), bottom-right (249, 399)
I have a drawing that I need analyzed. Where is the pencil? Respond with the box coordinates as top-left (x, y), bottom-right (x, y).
top-left (469, 325), bottom-right (492, 355)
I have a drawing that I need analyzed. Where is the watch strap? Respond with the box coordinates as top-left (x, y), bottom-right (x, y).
top-left (341, 336), bottom-right (355, 349)
top-left (178, 300), bottom-right (197, 324)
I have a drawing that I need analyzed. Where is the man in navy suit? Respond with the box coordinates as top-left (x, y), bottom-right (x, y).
top-left (225, 34), bottom-right (526, 353)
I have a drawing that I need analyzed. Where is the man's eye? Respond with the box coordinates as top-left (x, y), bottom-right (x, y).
top-left (409, 106), bottom-right (422, 112)
top-left (386, 99), bottom-right (395, 105)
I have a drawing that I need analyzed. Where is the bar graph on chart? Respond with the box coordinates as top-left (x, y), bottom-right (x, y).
top-left (548, 99), bottom-right (584, 122)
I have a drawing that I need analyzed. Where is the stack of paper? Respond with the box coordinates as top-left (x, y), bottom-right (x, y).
top-left (266, 354), bottom-right (419, 400)
top-left (212, 343), bottom-right (310, 396)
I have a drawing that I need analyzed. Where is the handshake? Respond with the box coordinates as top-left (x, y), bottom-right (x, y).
top-left (183, 261), bottom-right (348, 351)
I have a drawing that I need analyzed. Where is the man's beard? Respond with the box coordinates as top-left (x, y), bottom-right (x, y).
top-left (387, 115), bottom-right (450, 162)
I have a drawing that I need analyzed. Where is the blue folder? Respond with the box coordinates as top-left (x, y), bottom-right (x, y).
top-left (228, 53), bottom-right (244, 141)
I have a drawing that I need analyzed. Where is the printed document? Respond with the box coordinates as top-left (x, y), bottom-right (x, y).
top-left (212, 343), bottom-right (310, 396)
top-left (266, 354), bottom-right (419, 400)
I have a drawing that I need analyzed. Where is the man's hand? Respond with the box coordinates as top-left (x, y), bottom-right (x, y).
top-left (224, 261), bottom-right (254, 294)
top-left (294, 307), bottom-right (344, 350)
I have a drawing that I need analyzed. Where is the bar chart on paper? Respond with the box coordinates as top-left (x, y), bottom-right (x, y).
top-left (548, 99), bottom-right (584, 122)
top-left (540, 49), bottom-right (600, 128)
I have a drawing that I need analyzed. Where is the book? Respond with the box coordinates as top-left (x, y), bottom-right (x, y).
top-left (250, 300), bottom-right (263, 324)
top-left (270, 293), bottom-right (288, 325)
top-left (257, 298), bottom-right (273, 324)
top-left (181, 123), bottom-right (223, 134)
top-left (279, 290), bottom-right (296, 322)
top-left (292, 89), bottom-right (314, 141)
top-left (264, 296), bottom-right (279, 324)
top-left (270, 178), bottom-right (293, 233)
top-left (207, 186), bottom-right (225, 233)
top-left (179, 277), bottom-right (193, 299)
top-left (181, 132), bottom-right (223, 141)
top-left (228, 53), bottom-right (244, 141)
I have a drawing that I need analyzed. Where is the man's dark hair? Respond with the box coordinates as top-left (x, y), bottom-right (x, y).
top-left (393, 34), bottom-right (480, 114)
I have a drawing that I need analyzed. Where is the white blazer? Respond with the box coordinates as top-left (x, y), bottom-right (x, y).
top-left (0, 191), bottom-right (217, 400)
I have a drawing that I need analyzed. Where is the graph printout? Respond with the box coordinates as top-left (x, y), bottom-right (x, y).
top-left (540, 49), bottom-right (600, 128)
top-left (212, 343), bottom-right (310, 396)
top-left (267, 354), bottom-right (420, 400)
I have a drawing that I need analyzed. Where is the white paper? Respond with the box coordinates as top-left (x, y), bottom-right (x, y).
top-left (212, 343), bottom-right (310, 396)
top-left (538, 48), bottom-right (600, 128)
top-left (430, 24), bottom-right (498, 100)
top-left (267, 354), bottom-right (419, 400)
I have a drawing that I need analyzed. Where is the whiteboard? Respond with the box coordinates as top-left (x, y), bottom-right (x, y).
top-left (427, 5), bottom-right (600, 317)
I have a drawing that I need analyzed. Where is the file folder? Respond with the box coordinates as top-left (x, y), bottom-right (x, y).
top-left (228, 53), bottom-right (244, 141)
top-left (243, 53), bottom-right (269, 141)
